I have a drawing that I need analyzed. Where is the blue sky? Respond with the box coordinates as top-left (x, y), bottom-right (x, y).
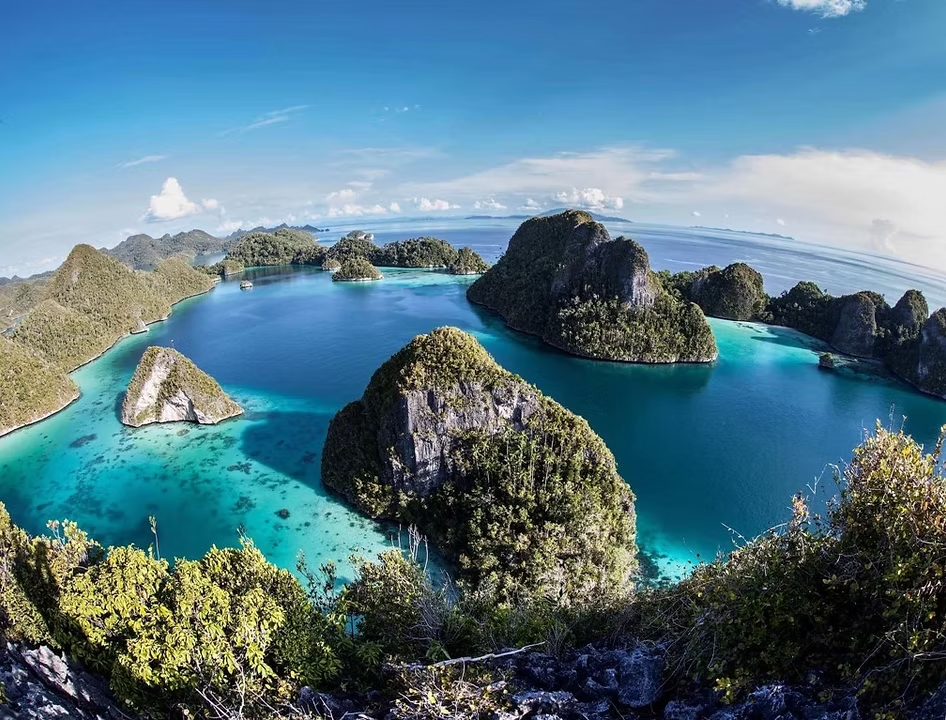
top-left (2, 0), bottom-right (945, 274)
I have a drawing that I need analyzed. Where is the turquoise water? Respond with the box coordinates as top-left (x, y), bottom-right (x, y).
top-left (3, 222), bottom-right (946, 581)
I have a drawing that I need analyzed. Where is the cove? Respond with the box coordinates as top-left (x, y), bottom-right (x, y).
top-left (2, 221), bottom-right (946, 582)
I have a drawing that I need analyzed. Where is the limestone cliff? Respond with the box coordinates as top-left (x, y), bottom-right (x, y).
top-left (830, 292), bottom-right (879, 358)
top-left (466, 210), bottom-right (716, 363)
top-left (121, 347), bottom-right (242, 427)
top-left (913, 309), bottom-right (946, 399)
top-left (322, 326), bottom-right (637, 602)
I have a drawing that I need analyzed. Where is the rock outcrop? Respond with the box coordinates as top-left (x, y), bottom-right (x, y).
top-left (121, 346), bottom-right (242, 427)
top-left (467, 210), bottom-right (717, 363)
top-left (332, 257), bottom-right (383, 282)
top-left (830, 292), bottom-right (878, 358)
top-left (914, 309), bottom-right (946, 399)
top-left (322, 326), bottom-right (637, 602)
top-left (0, 642), bottom-right (137, 719)
top-left (448, 246), bottom-right (489, 275)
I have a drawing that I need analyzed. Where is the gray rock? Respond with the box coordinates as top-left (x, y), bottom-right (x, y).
top-left (616, 646), bottom-right (662, 707)
top-left (665, 700), bottom-right (704, 720)
top-left (512, 690), bottom-right (577, 716)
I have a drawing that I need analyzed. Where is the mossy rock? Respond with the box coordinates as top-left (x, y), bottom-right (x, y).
top-left (332, 257), bottom-right (383, 282)
top-left (121, 346), bottom-right (243, 427)
top-left (322, 326), bottom-right (637, 604)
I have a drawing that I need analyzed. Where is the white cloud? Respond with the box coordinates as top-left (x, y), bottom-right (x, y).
top-left (117, 154), bottom-right (167, 169)
top-left (520, 198), bottom-right (544, 212)
top-left (413, 197), bottom-right (460, 212)
top-left (776, 218), bottom-right (786, 226)
top-left (776, 0), bottom-right (866, 18)
top-left (143, 178), bottom-right (217, 222)
top-left (326, 204), bottom-right (388, 218)
top-left (691, 210), bottom-right (702, 217)
top-left (554, 188), bottom-right (625, 211)
top-left (473, 198), bottom-right (507, 211)
top-left (695, 149), bottom-right (946, 267)
top-left (389, 202), bottom-right (402, 213)
top-left (219, 105), bottom-right (309, 136)
top-left (326, 188), bottom-right (357, 204)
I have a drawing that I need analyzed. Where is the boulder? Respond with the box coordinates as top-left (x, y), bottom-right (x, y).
top-left (121, 346), bottom-right (243, 427)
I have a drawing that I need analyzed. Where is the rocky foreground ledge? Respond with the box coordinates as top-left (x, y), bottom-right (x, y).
top-left (120, 346), bottom-right (242, 427)
top-left (5, 640), bottom-right (944, 720)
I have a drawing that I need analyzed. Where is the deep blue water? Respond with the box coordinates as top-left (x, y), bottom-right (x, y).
top-left (2, 220), bottom-right (946, 581)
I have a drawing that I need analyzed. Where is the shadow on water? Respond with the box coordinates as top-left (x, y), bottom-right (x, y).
top-left (240, 411), bottom-right (331, 487)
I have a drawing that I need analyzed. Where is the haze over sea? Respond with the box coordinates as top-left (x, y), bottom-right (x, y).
top-left (3, 218), bottom-right (946, 582)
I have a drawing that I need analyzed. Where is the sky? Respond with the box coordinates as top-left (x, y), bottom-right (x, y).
top-left (1, 0), bottom-right (945, 275)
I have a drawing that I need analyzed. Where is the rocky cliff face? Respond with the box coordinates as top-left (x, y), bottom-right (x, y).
top-left (322, 327), bottom-right (637, 602)
top-left (830, 293), bottom-right (879, 358)
top-left (0, 642), bottom-right (137, 719)
top-left (467, 211), bottom-right (716, 363)
top-left (915, 309), bottom-right (946, 399)
top-left (121, 346), bottom-right (242, 427)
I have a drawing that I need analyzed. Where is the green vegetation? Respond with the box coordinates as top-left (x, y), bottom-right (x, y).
top-left (322, 327), bottom-right (637, 604)
top-left (0, 337), bottom-right (79, 436)
top-left (467, 210), bottom-right (717, 363)
top-left (121, 346), bottom-right (243, 426)
top-left (10, 299), bottom-right (112, 371)
top-left (332, 257), bottom-right (383, 282)
top-left (321, 257), bottom-right (341, 271)
top-left (197, 258), bottom-right (246, 277)
top-left (373, 237), bottom-right (459, 268)
top-left (448, 247), bottom-right (489, 275)
top-left (666, 263), bottom-right (768, 321)
top-left (2, 423), bottom-right (945, 715)
top-left (103, 229), bottom-right (229, 270)
top-left (2, 245), bottom-right (216, 434)
top-left (325, 231), bottom-right (378, 263)
top-left (227, 228), bottom-right (322, 267)
top-left (0, 278), bottom-right (48, 330)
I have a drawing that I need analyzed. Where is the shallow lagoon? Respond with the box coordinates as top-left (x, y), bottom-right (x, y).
top-left (3, 221), bottom-right (946, 581)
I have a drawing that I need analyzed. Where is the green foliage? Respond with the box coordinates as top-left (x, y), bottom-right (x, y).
top-left (0, 278), bottom-right (47, 329)
top-left (449, 247), bottom-right (490, 275)
top-left (551, 293), bottom-right (718, 363)
top-left (678, 263), bottom-right (769, 321)
top-left (196, 258), bottom-right (246, 277)
top-left (322, 327), bottom-right (638, 605)
top-left (467, 210), bottom-right (716, 363)
top-left (0, 337), bottom-right (79, 436)
top-left (321, 257), bottom-right (342, 271)
top-left (326, 231), bottom-right (380, 263)
top-left (374, 237), bottom-right (459, 268)
top-left (634, 424), bottom-right (946, 711)
top-left (121, 346), bottom-right (242, 426)
top-left (11, 299), bottom-right (110, 371)
top-left (228, 228), bottom-right (320, 267)
top-left (332, 257), bottom-right (383, 282)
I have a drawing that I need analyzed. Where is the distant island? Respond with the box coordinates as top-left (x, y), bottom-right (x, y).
top-left (690, 225), bottom-right (795, 241)
top-left (467, 210), bottom-right (717, 363)
top-left (0, 246), bottom-right (215, 436)
top-left (215, 227), bottom-right (489, 276)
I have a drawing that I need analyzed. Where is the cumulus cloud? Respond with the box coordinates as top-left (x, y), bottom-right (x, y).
top-left (695, 149), bottom-right (946, 266)
top-left (776, 218), bottom-right (786, 226)
top-left (554, 188), bottom-right (624, 211)
top-left (473, 198), bottom-right (507, 211)
top-left (776, 0), bottom-right (866, 18)
top-left (691, 210), bottom-right (702, 217)
top-left (389, 202), bottom-right (402, 213)
top-left (143, 178), bottom-right (217, 222)
top-left (414, 197), bottom-right (460, 212)
top-left (117, 154), bottom-right (167, 169)
top-left (520, 198), bottom-right (544, 212)
top-left (326, 204), bottom-right (388, 218)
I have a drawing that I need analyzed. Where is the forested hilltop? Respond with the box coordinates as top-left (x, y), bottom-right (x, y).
top-left (467, 211), bottom-right (718, 363)
top-left (220, 227), bottom-right (489, 275)
top-left (661, 262), bottom-right (946, 400)
top-left (103, 229), bottom-right (231, 270)
top-left (0, 246), bottom-right (215, 436)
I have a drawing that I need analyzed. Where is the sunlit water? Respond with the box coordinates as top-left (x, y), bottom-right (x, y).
top-left (3, 219), bottom-right (946, 582)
